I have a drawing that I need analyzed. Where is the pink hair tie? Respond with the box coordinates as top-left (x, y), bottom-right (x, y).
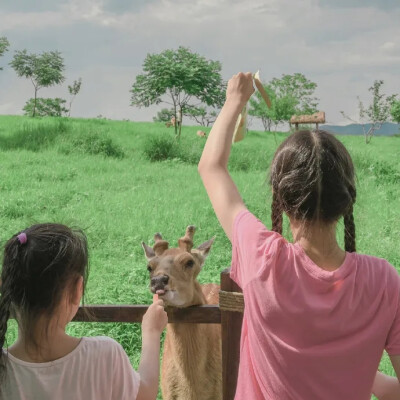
top-left (17, 232), bottom-right (27, 244)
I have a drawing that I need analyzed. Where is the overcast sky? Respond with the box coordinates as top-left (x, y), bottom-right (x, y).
top-left (0, 0), bottom-right (399, 125)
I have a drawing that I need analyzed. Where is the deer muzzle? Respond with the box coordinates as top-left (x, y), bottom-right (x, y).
top-left (151, 275), bottom-right (169, 295)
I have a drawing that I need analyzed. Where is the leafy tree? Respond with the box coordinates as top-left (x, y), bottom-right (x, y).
top-left (0, 37), bottom-right (10, 70)
top-left (270, 73), bottom-right (319, 116)
top-left (153, 108), bottom-right (175, 123)
top-left (68, 78), bottom-right (82, 117)
top-left (23, 98), bottom-right (69, 117)
top-left (185, 106), bottom-right (218, 127)
top-left (10, 50), bottom-right (65, 117)
top-left (341, 80), bottom-right (397, 144)
top-left (249, 85), bottom-right (276, 131)
top-left (391, 100), bottom-right (400, 125)
top-left (131, 46), bottom-right (225, 138)
top-left (249, 84), bottom-right (298, 132)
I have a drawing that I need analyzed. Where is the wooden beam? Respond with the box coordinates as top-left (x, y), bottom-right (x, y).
top-left (220, 268), bottom-right (243, 400)
top-left (73, 304), bottom-right (221, 324)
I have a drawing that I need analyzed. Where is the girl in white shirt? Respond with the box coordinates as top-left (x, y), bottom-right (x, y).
top-left (0, 223), bottom-right (167, 400)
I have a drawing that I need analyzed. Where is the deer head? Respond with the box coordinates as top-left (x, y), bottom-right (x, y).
top-left (141, 226), bottom-right (214, 307)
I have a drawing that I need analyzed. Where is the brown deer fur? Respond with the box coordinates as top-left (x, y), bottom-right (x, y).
top-left (142, 227), bottom-right (222, 400)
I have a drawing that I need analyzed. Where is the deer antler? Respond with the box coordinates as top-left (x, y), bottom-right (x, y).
top-left (154, 233), bottom-right (163, 242)
top-left (178, 225), bottom-right (195, 252)
top-left (153, 232), bottom-right (169, 256)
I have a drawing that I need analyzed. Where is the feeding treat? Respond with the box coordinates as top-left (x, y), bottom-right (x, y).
top-left (232, 70), bottom-right (272, 143)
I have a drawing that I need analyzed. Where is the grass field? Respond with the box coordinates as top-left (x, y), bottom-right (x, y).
top-left (1, 115), bottom-right (399, 399)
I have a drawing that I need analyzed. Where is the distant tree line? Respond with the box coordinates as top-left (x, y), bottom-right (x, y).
top-left (1, 38), bottom-right (399, 142)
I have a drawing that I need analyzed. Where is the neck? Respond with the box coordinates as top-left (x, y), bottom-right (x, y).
top-left (290, 219), bottom-right (346, 271)
top-left (188, 282), bottom-right (207, 307)
top-left (9, 317), bottom-right (79, 363)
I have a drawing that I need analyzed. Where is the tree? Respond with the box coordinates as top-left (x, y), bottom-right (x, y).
top-left (249, 84), bottom-right (298, 132)
top-left (270, 73), bottom-right (319, 116)
top-left (153, 108), bottom-right (175, 123)
top-left (10, 50), bottom-right (65, 117)
top-left (130, 46), bottom-right (225, 138)
top-left (185, 106), bottom-right (218, 127)
top-left (68, 78), bottom-right (82, 117)
top-left (341, 80), bottom-right (397, 144)
top-left (0, 37), bottom-right (10, 70)
top-left (391, 100), bottom-right (400, 125)
top-left (23, 98), bottom-right (69, 117)
top-left (249, 85), bottom-right (276, 131)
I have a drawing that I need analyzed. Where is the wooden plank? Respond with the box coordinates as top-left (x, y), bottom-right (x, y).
top-left (73, 304), bottom-right (221, 324)
top-left (220, 268), bottom-right (244, 400)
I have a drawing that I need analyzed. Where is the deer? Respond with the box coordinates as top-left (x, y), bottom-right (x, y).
top-left (142, 226), bottom-right (222, 400)
top-left (196, 130), bottom-right (207, 138)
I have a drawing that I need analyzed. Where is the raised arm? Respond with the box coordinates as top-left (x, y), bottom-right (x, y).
top-left (198, 72), bottom-right (254, 242)
top-left (372, 356), bottom-right (400, 400)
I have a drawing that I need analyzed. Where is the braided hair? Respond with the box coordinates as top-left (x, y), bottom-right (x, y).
top-left (0, 224), bottom-right (88, 383)
top-left (270, 130), bottom-right (356, 252)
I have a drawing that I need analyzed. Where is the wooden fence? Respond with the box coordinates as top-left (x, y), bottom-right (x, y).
top-left (73, 268), bottom-right (243, 400)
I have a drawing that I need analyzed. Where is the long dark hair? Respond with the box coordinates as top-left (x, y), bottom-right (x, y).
top-left (0, 223), bottom-right (89, 382)
top-left (270, 130), bottom-right (356, 252)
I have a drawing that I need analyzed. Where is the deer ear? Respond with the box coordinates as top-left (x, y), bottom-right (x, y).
top-left (193, 237), bottom-right (215, 267)
top-left (142, 242), bottom-right (155, 260)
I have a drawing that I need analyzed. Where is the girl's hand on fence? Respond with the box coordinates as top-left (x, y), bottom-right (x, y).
top-left (225, 72), bottom-right (255, 110)
top-left (142, 298), bottom-right (168, 336)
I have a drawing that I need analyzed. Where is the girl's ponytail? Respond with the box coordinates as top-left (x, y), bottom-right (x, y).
top-left (0, 268), bottom-right (14, 380)
top-left (344, 206), bottom-right (356, 253)
top-left (271, 191), bottom-right (283, 234)
top-left (0, 236), bottom-right (20, 381)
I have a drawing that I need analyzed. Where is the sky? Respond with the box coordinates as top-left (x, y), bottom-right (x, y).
top-left (0, 0), bottom-right (399, 125)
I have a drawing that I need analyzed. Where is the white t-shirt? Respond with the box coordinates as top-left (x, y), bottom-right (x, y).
top-left (0, 336), bottom-right (140, 400)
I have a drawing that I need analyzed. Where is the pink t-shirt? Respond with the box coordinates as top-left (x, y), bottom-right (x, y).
top-left (231, 210), bottom-right (400, 400)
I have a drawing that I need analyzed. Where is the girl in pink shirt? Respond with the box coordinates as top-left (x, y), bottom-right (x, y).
top-left (198, 72), bottom-right (400, 399)
top-left (0, 223), bottom-right (167, 400)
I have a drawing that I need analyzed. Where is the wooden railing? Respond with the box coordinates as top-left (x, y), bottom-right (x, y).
top-left (73, 268), bottom-right (243, 400)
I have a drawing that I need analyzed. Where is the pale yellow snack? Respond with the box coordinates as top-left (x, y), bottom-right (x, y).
top-left (232, 70), bottom-right (271, 143)
top-left (233, 107), bottom-right (247, 143)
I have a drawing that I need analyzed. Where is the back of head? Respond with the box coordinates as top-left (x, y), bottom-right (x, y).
top-left (0, 223), bottom-right (88, 381)
top-left (270, 130), bottom-right (356, 252)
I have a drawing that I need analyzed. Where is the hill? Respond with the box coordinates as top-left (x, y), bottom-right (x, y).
top-left (322, 122), bottom-right (400, 136)
top-left (0, 116), bottom-right (399, 398)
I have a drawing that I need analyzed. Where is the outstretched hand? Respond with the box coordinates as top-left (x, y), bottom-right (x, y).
top-left (142, 295), bottom-right (168, 337)
top-left (225, 72), bottom-right (255, 109)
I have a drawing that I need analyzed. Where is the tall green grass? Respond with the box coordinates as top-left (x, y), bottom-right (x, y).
top-left (0, 116), bottom-right (399, 399)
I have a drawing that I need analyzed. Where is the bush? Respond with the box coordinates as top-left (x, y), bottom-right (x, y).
top-left (143, 135), bottom-right (179, 161)
top-left (23, 98), bottom-right (69, 117)
top-left (142, 130), bottom-right (274, 171)
top-left (0, 120), bottom-right (69, 151)
top-left (68, 132), bottom-right (124, 158)
top-left (0, 120), bottom-right (124, 158)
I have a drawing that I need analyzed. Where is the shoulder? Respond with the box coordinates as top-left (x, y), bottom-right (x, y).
top-left (234, 210), bottom-right (285, 243)
top-left (355, 253), bottom-right (397, 272)
top-left (81, 336), bottom-right (125, 357)
top-left (355, 253), bottom-right (400, 288)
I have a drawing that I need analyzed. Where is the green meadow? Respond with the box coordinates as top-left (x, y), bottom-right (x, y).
top-left (1, 115), bottom-right (399, 398)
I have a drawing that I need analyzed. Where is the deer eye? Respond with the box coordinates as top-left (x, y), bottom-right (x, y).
top-left (185, 259), bottom-right (194, 268)
top-left (147, 265), bottom-right (152, 272)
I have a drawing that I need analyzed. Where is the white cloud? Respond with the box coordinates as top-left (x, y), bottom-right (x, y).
top-left (1, 0), bottom-right (399, 124)
top-left (0, 11), bottom-right (69, 30)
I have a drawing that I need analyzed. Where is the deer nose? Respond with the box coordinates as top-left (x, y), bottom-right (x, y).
top-left (151, 275), bottom-right (169, 288)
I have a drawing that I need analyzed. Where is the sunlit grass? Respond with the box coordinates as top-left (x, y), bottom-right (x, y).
top-left (1, 115), bottom-right (399, 399)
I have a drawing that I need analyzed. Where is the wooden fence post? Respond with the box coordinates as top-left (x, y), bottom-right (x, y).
top-left (220, 268), bottom-right (243, 400)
